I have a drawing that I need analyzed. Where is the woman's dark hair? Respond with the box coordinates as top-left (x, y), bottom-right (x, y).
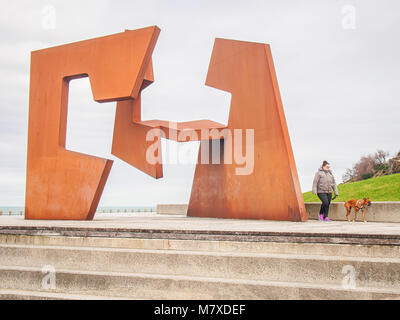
top-left (322, 160), bottom-right (330, 167)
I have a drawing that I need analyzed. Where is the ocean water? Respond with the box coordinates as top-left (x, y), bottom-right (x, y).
top-left (0, 206), bottom-right (157, 216)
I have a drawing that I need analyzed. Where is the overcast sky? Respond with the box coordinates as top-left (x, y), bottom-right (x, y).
top-left (0, 0), bottom-right (399, 206)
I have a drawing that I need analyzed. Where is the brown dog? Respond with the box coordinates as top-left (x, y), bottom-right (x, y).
top-left (344, 198), bottom-right (372, 222)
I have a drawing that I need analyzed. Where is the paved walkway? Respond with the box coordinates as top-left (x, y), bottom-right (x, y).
top-left (1, 213), bottom-right (400, 236)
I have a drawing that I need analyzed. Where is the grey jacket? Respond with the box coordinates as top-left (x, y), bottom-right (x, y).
top-left (312, 167), bottom-right (339, 195)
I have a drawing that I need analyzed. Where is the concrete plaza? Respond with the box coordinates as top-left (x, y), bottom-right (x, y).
top-left (1, 213), bottom-right (400, 238)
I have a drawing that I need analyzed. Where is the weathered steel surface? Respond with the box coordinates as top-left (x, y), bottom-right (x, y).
top-left (187, 39), bottom-right (307, 221)
top-left (25, 26), bottom-right (160, 220)
top-left (25, 27), bottom-right (305, 222)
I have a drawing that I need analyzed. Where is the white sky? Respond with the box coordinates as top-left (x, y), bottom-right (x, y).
top-left (0, 0), bottom-right (399, 206)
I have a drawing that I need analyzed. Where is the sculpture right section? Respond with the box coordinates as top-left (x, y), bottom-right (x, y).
top-left (187, 39), bottom-right (308, 222)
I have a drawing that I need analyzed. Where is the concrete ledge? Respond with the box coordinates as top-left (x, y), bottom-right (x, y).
top-left (305, 202), bottom-right (400, 223)
top-left (2, 214), bottom-right (400, 245)
top-left (157, 202), bottom-right (400, 223)
top-left (2, 224), bottom-right (400, 245)
top-left (157, 204), bottom-right (188, 215)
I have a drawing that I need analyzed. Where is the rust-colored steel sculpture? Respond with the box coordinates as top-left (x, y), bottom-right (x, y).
top-left (25, 25), bottom-right (306, 222)
top-left (187, 39), bottom-right (307, 221)
top-left (25, 26), bottom-right (161, 220)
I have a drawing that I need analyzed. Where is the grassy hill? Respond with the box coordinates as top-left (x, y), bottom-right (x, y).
top-left (303, 173), bottom-right (400, 202)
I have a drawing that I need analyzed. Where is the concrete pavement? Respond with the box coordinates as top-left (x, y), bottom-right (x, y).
top-left (1, 213), bottom-right (400, 235)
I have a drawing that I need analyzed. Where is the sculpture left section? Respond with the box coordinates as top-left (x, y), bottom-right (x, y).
top-left (25, 26), bottom-right (160, 220)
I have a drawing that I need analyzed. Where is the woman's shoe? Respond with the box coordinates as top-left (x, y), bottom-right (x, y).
top-left (324, 217), bottom-right (332, 222)
top-left (319, 214), bottom-right (324, 221)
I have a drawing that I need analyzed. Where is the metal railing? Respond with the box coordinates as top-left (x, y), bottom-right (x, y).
top-left (0, 211), bottom-right (24, 216)
top-left (96, 208), bottom-right (155, 213)
top-left (0, 208), bottom-right (156, 216)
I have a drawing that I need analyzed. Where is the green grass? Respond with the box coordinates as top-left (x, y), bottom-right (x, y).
top-left (303, 173), bottom-right (400, 202)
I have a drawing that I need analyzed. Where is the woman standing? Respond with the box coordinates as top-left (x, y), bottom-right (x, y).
top-left (312, 161), bottom-right (339, 222)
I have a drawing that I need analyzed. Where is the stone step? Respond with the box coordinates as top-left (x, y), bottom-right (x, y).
top-left (1, 266), bottom-right (400, 300)
top-left (1, 244), bottom-right (399, 289)
top-left (0, 288), bottom-right (128, 300)
top-left (2, 217), bottom-right (400, 246)
top-left (1, 234), bottom-right (400, 259)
